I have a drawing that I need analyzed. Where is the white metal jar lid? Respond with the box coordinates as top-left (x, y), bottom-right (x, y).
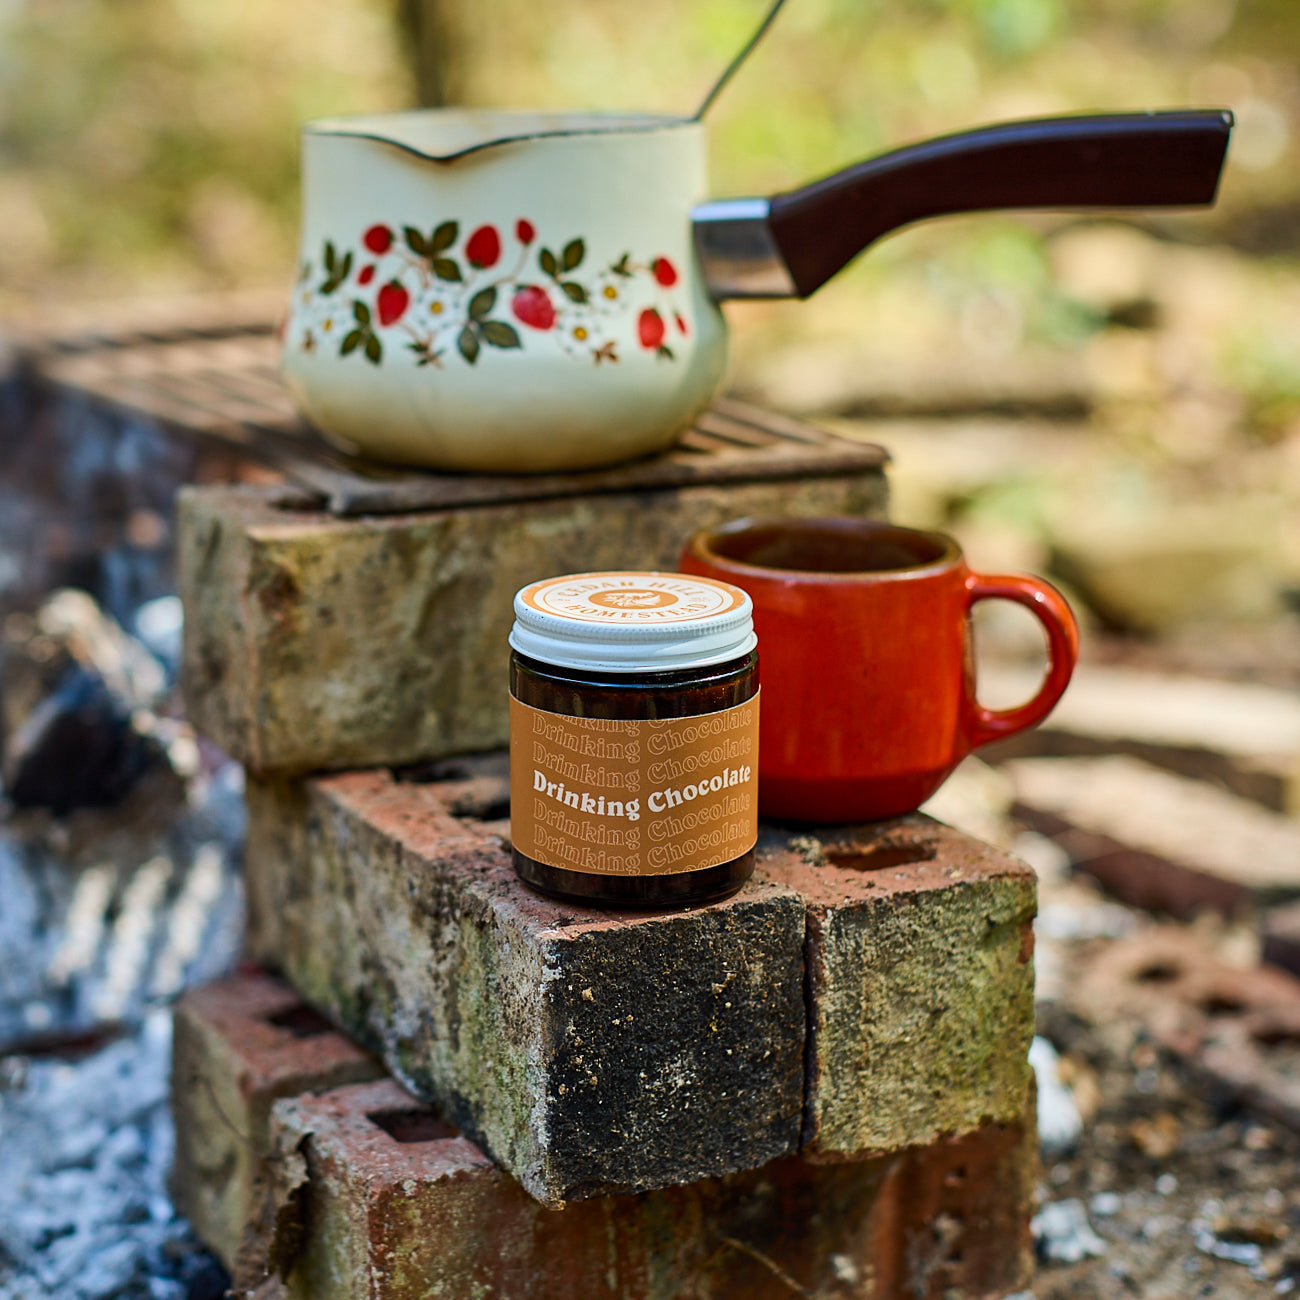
top-left (510, 571), bottom-right (756, 674)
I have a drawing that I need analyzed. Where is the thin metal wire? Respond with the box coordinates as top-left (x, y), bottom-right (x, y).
top-left (692, 0), bottom-right (790, 120)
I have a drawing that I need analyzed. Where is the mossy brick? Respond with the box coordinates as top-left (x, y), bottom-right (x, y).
top-left (758, 819), bottom-right (1038, 1158)
top-left (178, 471), bottom-right (887, 775)
top-left (244, 763), bottom-right (1038, 1203)
top-left (245, 766), bottom-right (808, 1207)
top-left (169, 972), bottom-right (383, 1271)
top-left (268, 1077), bottom-right (1035, 1300)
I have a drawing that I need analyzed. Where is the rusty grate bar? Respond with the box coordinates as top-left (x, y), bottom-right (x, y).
top-left (11, 304), bottom-right (888, 517)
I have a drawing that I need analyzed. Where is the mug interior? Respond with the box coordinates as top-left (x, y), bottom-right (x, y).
top-left (702, 519), bottom-right (954, 575)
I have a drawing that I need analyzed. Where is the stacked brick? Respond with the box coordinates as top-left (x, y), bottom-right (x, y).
top-left (172, 476), bottom-right (1039, 1298)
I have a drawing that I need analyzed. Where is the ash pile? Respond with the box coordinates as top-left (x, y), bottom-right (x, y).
top-left (0, 588), bottom-right (242, 1300)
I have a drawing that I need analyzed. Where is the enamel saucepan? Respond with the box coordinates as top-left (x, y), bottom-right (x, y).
top-left (280, 108), bottom-right (1232, 473)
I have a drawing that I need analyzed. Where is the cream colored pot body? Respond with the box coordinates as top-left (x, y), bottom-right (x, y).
top-left (281, 112), bottom-right (727, 473)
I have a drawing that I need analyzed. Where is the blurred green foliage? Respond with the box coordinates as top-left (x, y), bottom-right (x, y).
top-left (0, 0), bottom-right (1296, 310)
top-left (0, 0), bottom-right (410, 300)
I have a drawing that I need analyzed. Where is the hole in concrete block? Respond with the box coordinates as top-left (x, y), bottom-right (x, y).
top-left (1252, 1025), bottom-right (1300, 1047)
top-left (368, 1106), bottom-right (459, 1144)
top-left (1202, 993), bottom-right (1247, 1016)
top-left (393, 753), bottom-right (510, 785)
top-left (823, 842), bottom-right (937, 872)
top-left (266, 1004), bottom-right (335, 1038)
top-left (391, 755), bottom-right (512, 821)
top-left (394, 759), bottom-right (472, 783)
top-left (449, 791), bottom-right (511, 821)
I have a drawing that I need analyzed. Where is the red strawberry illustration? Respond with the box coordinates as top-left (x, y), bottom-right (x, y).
top-left (358, 264), bottom-right (376, 286)
top-left (638, 308), bottom-right (665, 349)
top-left (675, 311), bottom-right (689, 335)
top-left (512, 285), bottom-right (556, 331)
top-left (466, 224), bottom-right (502, 269)
top-left (363, 225), bottom-right (394, 255)
top-left (377, 281), bottom-right (410, 327)
top-left (516, 219), bottom-right (536, 245)
top-left (653, 257), bottom-right (678, 288)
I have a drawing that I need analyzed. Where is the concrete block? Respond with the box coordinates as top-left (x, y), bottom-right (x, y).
top-left (981, 662), bottom-right (1300, 815)
top-left (761, 821), bottom-right (1037, 1158)
top-left (178, 470), bottom-right (887, 774)
top-left (265, 1076), bottom-right (1035, 1300)
top-left (1006, 754), bottom-right (1300, 914)
top-left (245, 762), bottom-right (1037, 1203)
top-left (170, 971), bottom-right (383, 1271)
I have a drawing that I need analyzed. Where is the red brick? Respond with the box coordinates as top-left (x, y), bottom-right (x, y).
top-left (170, 972), bottom-right (383, 1270)
top-left (244, 766), bottom-right (808, 1207)
top-left (268, 1077), bottom-right (1035, 1300)
top-left (244, 765), bottom-right (1036, 1202)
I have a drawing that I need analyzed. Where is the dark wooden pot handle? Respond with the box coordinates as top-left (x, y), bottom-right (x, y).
top-left (768, 109), bottom-right (1234, 298)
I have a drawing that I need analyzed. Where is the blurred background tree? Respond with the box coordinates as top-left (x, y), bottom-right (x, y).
top-left (1, 0), bottom-right (1298, 637)
top-left (0, 0), bottom-right (1295, 304)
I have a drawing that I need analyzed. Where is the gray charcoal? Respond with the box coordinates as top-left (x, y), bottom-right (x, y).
top-left (4, 665), bottom-right (166, 812)
top-left (0, 589), bottom-right (175, 814)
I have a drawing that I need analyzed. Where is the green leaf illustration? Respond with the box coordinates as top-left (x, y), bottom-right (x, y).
top-left (562, 239), bottom-right (585, 271)
top-left (468, 287), bottom-right (497, 320)
top-left (341, 329), bottom-right (364, 356)
top-left (353, 301), bottom-right (371, 326)
top-left (539, 247), bottom-right (559, 279)
top-left (560, 280), bottom-right (588, 304)
top-left (481, 320), bottom-right (522, 350)
top-left (433, 257), bottom-right (463, 283)
top-left (407, 339), bottom-right (441, 368)
top-left (321, 242), bottom-right (349, 293)
top-left (365, 334), bottom-right (383, 365)
top-left (432, 221), bottom-right (459, 253)
top-left (611, 253), bottom-right (632, 278)
top-left (404, 226), bottom-right (429, 256)
top-left (458, 324), bottom-right (481, 364)
top-left (657, 344), bottom-right (675, 361)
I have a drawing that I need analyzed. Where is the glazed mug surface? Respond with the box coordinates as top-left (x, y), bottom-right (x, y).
top-left (679, 516), bottom-right (1079, 822)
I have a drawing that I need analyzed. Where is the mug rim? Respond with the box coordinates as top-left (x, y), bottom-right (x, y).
top-left (685, 516), bottom-right (964, 581)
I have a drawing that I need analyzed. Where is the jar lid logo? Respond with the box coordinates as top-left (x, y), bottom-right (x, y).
top-left (588, 588), bottom-right (679, 610)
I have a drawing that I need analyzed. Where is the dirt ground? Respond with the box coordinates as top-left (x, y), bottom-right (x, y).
top-left (989, 815), bottom-right (1300, 1300)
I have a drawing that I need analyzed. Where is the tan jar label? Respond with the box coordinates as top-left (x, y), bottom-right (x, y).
top-left (509, 692), bottom-right (760, 877)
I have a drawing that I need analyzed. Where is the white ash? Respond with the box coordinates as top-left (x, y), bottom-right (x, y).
top-left (0, 589), bottom-right (246, 1297)
top-left (0, 1011), bottom-right (227, 1300)
top-left (1033, 1198), bottom-right (1109, 1265)
top-left (1030, 1036), bottom-right (1084, 1157)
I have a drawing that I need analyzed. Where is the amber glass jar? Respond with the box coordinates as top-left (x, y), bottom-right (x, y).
top-left (508, 572), bottom-right (759, 908)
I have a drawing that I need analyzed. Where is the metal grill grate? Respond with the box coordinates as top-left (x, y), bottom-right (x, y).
top-left (10, 299), bottom-right (888, 517)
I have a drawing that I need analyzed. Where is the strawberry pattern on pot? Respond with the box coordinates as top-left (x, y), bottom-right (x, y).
top-left (290, 219), bottom-right (689, 368)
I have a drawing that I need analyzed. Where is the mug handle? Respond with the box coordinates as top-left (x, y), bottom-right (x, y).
top-left (964, 573), bottom-right (1080, 749)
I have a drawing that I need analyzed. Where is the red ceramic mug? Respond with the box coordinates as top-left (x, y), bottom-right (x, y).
top-left (679, 516), bottom-right (1079, 822)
